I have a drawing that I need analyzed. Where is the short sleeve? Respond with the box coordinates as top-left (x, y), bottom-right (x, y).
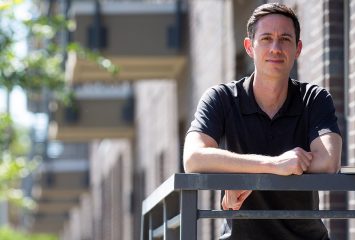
top-left (308, 89), bottom-right (340, 143)
top-left (187, 87), bottom-right (226, 144)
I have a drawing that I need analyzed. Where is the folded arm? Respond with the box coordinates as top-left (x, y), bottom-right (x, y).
top-left (184, 131), bottom-right (341, 211)
top-left (183, 131), bottom-right (314, 210)
top-left (183, 131), bottom-right (312, 175)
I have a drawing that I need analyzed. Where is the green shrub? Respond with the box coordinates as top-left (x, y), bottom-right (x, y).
top-left (0, 226), bottom-right (57, 240)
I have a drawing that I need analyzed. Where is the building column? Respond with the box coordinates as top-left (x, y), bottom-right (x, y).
top-left (187, 0), bottom-right (235, 119)
top-left (187, 0), bottom-right (235, 239)
top-left (347, 0), bottom-right (355, 238)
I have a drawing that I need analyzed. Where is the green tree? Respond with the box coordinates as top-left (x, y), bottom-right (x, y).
top-left (0, 113), bottom-right (34, 209)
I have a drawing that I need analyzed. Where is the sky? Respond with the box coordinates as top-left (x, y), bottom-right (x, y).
top-left (0, 87), bottom-right (35, 127)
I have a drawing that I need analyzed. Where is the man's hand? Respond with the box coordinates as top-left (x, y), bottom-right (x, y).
top-left (272, 147), bottom-right (313, 175)
top-left (222, 190), bottom-right (252, 210)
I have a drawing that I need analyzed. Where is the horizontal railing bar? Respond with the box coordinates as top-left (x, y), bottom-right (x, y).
top-left (198, 210), bottom-right (355, 219)
top-left (152, 225), bottom-right (164, 239)
top-left (152, 226), bottom-right (163, 239)
top-left (142, 175), bottom-right (175, 215)
top-left (167, 214), bottom-right (180, 229)
top-left (152, 214), bottom-right (181, 238)
top-left (143, 173), bottom-right (355, 216)
top-left (174, 173), bottom-right (355, 191)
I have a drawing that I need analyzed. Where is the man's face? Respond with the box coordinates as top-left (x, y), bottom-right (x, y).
top-left (244, 14), bottom-right (302, 79)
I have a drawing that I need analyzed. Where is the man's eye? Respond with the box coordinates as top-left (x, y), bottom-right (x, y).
top-left (261, 37), bottom-right (272, 41)
top-left (280, 37), bottom-right (291, 42)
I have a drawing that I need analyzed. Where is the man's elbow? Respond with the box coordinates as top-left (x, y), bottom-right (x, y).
top-left (183, 162), bottom-right (194, 173)
top-left (323, 149), bottom-right (342, 173)
top-left (183, 151), bottom-right (199, 173)
top-left (183, 148), bottom-right (211, 173)
top-left (183, 157), bottom-right (193, 173)
top-left (309, 152), bottom-right (341, 173)
top-left (326, 157), bottom-right (341, 173)
top-left (318, 155), bottom-right (341, 173)
top-left (322, 160), bottom-right (340, 173)
top-left (310, 132), bottom-right (342, 173)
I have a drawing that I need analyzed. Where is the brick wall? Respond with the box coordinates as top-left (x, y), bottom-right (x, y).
top-left (322, 2), bottom-right (348, 238)
top-left (281, 0), bottom-right (348, 238)
top-left (348, 0), bottom-right (355, 171)
top-left (348, 0), bottom-right (355, 238)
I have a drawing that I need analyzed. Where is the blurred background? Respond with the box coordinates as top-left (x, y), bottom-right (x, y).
top-left (0, 0), bottom-right (354, 239)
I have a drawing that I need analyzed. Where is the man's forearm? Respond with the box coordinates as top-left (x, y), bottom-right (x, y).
top-left (183, 132), bottom-right (312, 175)
top-left (183, 147), bottom-right (275, 173)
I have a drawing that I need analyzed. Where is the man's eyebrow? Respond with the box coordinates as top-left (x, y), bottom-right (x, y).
top-left (258, 33), bottom-right (294, 37)
top-left (280, 33), bottom-right (293, 38)
top-left (259, 33), bottom-right (272, 36)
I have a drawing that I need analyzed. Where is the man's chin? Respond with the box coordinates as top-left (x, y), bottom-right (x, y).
top-left (263, 70), bottom-right (290, 80)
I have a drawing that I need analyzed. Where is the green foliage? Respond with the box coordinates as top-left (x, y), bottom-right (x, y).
top-left (0, 113), bottom-right (35, 209)
top-left (0, 114), bottom-right (13, 151)
top-left (0, 226), bottom-right (57, 240)
top-left (0, 157), bottom-right (36, 209)
top-left (67, 42), bottom-right (119, 75)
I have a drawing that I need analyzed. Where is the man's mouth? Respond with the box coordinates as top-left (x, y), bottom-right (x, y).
top-left (266, 59), bottom-right (284, 64)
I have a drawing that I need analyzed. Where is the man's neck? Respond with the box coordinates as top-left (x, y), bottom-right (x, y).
top-left (253, 73), bottom-right (289, 119)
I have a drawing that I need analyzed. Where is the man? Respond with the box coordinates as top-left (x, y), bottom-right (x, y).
top-left (183, 3), bottom-right (342, 240)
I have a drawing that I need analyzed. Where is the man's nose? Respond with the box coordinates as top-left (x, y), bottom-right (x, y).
top-left (270, 40), bottom-right (282, 54)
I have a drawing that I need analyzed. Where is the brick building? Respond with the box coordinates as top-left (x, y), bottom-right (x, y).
top-left (27, 0), bottom-right (355, 239)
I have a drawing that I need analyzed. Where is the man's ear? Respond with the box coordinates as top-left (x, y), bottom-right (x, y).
top-left (295, 40), bottom-right (302, 58)
top-left (244, 38), bottom-right (254, 58)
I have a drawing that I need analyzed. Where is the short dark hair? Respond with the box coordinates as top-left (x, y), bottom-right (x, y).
top-left (247, 3), bottom-right (300, 44)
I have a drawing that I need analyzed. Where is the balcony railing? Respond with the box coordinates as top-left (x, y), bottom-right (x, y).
top-left (141, 173), bottom-right (355, 240)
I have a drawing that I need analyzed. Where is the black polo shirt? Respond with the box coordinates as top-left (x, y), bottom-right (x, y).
top-left (188, 74), bottom-right (340, 240)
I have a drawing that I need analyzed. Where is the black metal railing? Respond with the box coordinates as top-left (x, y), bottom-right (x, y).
top-left (141, 173), bottom-right (355, 240)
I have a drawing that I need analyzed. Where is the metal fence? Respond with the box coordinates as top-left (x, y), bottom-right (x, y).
top-left (141, 173), bottom-right (355, 240)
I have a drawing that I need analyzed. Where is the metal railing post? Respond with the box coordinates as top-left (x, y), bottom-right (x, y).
top-left (163, 199), bottom-right (168, 240)
top-left (180, 190), bottom-right (197, 240)
top-left (148, 214), bottom-right (153, 240)
top-left (140, 210), bottom-right (148, 240)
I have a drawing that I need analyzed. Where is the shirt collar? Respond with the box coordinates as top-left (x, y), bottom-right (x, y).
top-left (239, 74), bottom-right (303, 117)
top-left (239, 73), bottom-right (259, 114)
